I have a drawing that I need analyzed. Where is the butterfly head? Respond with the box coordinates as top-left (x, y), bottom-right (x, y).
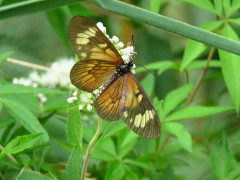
top-left (117, 61), bottom-right (136, 76)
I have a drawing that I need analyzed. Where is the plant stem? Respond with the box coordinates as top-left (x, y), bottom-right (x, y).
top-left (0, 145), bottom-right (20, 165)
top-left (80, 118), bottom-right (103, 180)
top-left (96, 0), bottom-right (240, 56)
top-left (7, 58), bottom-right (68, 76)
top-left (185, 47), bottom-right (215, 106)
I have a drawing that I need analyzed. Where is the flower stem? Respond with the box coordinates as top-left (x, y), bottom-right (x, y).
top-left (80, 118), bottom-right (103, 180)
top-left (7, 58), bottom-right (68, 76)
top-left (184, 47), bottom-right (215, 106)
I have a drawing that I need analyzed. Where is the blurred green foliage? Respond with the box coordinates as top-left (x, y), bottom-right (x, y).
top-left (0, 0), bottom-right (240, 180)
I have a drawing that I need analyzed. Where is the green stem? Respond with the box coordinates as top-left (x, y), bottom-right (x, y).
top-left (0, 0), bottom-right (80, 20)
top-left (96, 0), bottom-right (240, 56)
top-left (80, 118), bottom-right (103, 180)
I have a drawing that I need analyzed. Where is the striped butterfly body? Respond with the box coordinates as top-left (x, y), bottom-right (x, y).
top-left (69, 16), bottom-right (161, 138)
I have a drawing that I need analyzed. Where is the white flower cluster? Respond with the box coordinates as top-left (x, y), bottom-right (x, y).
top-left (96, 22), bottom-right (136, 74)
top-left (67, 87), bottom-right (103, 111)
top-left (12, 57), bottom-right (75, 103)
top-left (13, 57), bottom-right (75, 89)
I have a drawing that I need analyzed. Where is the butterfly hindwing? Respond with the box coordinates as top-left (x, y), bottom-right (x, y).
top-left (69, 16), bottom-right (122, 64)
top-left (119, 73), bottom-right (161, 138)
top-left (94, 76), bottom-right (124, 121)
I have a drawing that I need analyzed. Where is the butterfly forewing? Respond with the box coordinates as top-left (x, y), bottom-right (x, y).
top-left (69, 16), bottom-right (122, 64)
top-left (69, 16), bottom-right (124, 91)
top-left (70, 60), bottom-right (116, 92)
top-left (119, 73), bottom-right (161, 138)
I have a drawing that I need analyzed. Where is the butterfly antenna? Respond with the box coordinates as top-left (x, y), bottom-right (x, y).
top-left (135, 63), bottom-right (158, 78)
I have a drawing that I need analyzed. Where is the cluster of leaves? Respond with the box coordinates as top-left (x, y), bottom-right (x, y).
top-left (0, 0), bottom-right (240, 180)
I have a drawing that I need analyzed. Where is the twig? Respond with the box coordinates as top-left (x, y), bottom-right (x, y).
top-left (7, 58), bottom-right (68, 76)
top-left (0, 145), bottom-right (20, 165)
top-left (184, 47), bottom-right (215, 106)
top-left (80, 118), bottom-right (103, 180)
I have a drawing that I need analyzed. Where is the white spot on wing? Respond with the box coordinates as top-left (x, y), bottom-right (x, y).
top-left (123, 111), bottom-right (128, 118)
top-left (134, 114), bottom-right (142, 127)
top-left (76, 38), bottom-right (89, 44)
top-left (81, 52), bottom-right (87, 58)
top-left (77, 33), bottom-right (90, 38)
top-left (137, 94), bottom-right (143, 103)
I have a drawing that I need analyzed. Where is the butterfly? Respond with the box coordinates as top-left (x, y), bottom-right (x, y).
top-left (69, 16), bottom-right (161, 138)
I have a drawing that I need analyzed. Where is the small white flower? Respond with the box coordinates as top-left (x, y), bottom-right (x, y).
top-left (72, 91), bottom-right (78, 97)
top-left (12, 78), bottom-right (19, 84)
top-left (67, 97), bottom-right (75, 103)
top-left (131, 69), bottom-right (136, 74)
top-left (87, 93), bottom-right (92, 98)
top-left (96, 22), bottom-right (106, 34)
top-left (87, 104), bottom-right (93, 111)
top-left (79, 104), bottom-right (84, 110)
top-left (37, 93), bottom-right (47, 103)
top-left (132, 64), bottom-right (136, 68)
top-left (93, 89), bottom-right (100, 95)
top-left (111, 36), bottom-right (119, 43)
top-left (116, 42), bottom-right (124, 49)
top-left (122, 55), bottom-right (130, 61)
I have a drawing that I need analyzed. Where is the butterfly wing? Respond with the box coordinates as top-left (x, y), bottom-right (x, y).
top-left (94, 76), bottom-right (124, 121)
top-left (119, 73), bottom-right (161, 138)
top-left (69, 16), bottom-right (123, 91)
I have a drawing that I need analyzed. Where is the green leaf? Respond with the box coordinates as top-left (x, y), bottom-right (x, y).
top-left (141, 74), bottom-right (155, 95)
top-left (66, 147), bottom-right (82, 180)
top-left (0, 102), bottom-right (2, 113)
top-left (16, 170), bottom-right (53, 180)
top-left (222, 0), bottom-right (233, 18)
top-left (124, 159), bottom-right (155, 171)
top-left (46, 8), bottom-right (71, 50)
top-left (163, 122), bottom-right (192, 152)
top-left (0, 133), bottom-right (42, 158)
top-left (105, 161), bottom-right (125, 180)
top-left (136, 61), bottom-right (176, 74)
top-left (186, 60), bottom-right (221, 70)
top-left (0, 118), bottom-right (15, 129)
top-left (213, 0), bottom-right (222, 16)
top-left (180, 21), bottom-right (223, 71)
top-left (210, 134), bottom-right (236, 179)
top-left (68, 4), bottom-right (97, 16)
top-left (66, 101), bottom-right (82, 148)
top-left (165, 106), bottom-right (233, 121)
top-left (219, 24), bottom-right (240, 114)
top-left (0, 84), bottom-right (64, 94)
top-left (118, 131), bottom-right (138, 158)
top-left (162, 165), bottom-right (176, 180)
top-left (0, 98), bottom-right (49, 142)
top-left (162, 84), bottom-right (193, 119)
top-left (92, 138), bottom-right (117, 161)
top-left (178, 0), bottom-right (215, 14)
top-left (150, 0), bottom-right (161, 13)
top-left (99, 121), bottom-right (127, 141)
top-left (0, 51), bottom-right (13, 71)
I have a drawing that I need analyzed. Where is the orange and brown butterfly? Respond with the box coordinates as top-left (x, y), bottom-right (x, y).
top-left (69, 16), bottom-right (161, 138)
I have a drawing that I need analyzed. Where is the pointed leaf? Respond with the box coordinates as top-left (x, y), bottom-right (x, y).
top-left (150, 0), bottom-right (161, 13)
top-left (162, 84), bottom-right (193, 118)
top-left (66, 101), bottom-right (82, 147)
top-left (66, 147), bottom-right (82, 180)
top-left (165, 106), bottom-right (233, 121)
top-left (0, 51), bottom-right (13, 72)
top-left (180, 21), bottom-right (223, 71)
top-left (210, 134), bottom-right (236, 179)
top-left (0, 133), bottom-right (42, 158)
top-left (219, 24), bottom-right (240, 114)
top-left (16, 170), bottom-right (53, 180)
top-left (163, 122), bottom-right (192, 152)
top-left (0, 98), bottom-right (49, 142)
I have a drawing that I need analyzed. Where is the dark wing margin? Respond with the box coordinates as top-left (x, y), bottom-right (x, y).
top-left (70, 60), bottom-right (116, 92)
top-left (119, 73), bottom-right (161, 138)
top-left (69, 16), bottom-right (122, 65)
top-left (94, 76), bottom-right (124, 121)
